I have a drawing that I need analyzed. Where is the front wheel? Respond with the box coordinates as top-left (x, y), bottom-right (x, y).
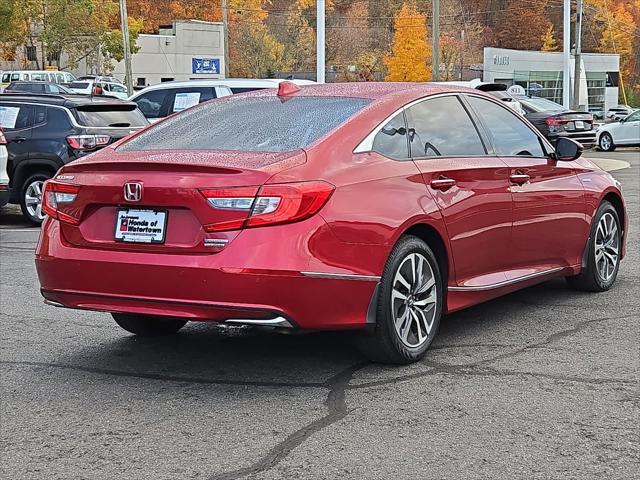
top-left (567, 201), bottom-right (621, 292)
top-left (356, 236), bottom-right (443, 364)
top-left (599, 132), bottom-right (616, 152)
top-left (112, 313), bottom-right (187, 336)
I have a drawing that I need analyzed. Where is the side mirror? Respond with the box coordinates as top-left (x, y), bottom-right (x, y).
top-left (553, 137), bottom-right (583, 161)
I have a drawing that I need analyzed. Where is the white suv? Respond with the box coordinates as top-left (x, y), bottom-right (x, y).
top-left (68, 79), bottom-right (129, 100)
top-left (0, 128), bottom-right (9, 208)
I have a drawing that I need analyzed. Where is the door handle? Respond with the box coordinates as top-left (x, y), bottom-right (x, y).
top-left (13, 137), bottom-right (27, 143)
top-left (430, 177), bottom-right (457, 190)
top-left (509, 173), bottom-right (530, 185)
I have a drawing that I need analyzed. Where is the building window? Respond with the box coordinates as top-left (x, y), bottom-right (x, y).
top-left (161, 78), bottom-right (174, 83)
top-left (514, 70), bottom-right (564, 105)
top-left (587, 72), bottom-right (607, 114)
top-left (136, 77), bottom-right (146, 86)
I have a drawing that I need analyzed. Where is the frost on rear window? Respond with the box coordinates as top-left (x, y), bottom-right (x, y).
top-left (118, 96), bottom-right (371, 153)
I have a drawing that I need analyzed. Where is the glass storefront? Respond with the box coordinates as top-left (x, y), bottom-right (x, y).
top-left (513, 70), bottom-right (563, 104)
top-left (586, 72), bottom-right (606, 114)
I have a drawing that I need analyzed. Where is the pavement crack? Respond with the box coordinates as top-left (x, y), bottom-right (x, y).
top-left (0, 360), bottom-right (325, 389)
top-left (207, 362), bottom-right (368, 480)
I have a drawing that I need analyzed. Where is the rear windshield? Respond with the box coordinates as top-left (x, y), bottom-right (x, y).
top-left (519, 97), bottom-right (565, 112)
top-left (69, 82), bottom-right (90, 89)
top-left (74, 105), bottom-right (148, 127)
top-left (119, 96), bottom-right (370, 152)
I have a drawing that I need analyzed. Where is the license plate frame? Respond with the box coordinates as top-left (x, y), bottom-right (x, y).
top-left (114, 208), bottom-right (168, 244)
top-left (574, 120), bottom-right (585, 130)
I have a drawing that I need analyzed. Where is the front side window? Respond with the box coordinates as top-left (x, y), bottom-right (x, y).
top-left (625, 111), bottom-right (640, 122)
top-left (467, 96), bottom-right (545, 157)
top-left (134, 90), bottom-right (168, 119)
top-left (120, 96), bottom-right (370, 153)
top-left (405, 96), bottom-right (486, 157)
top-left (170, 87), bottom-right (215, 113)
top-left (109, 84), bottom-right (127, 93)
top-left (371, 112), bottom-right (409, 160)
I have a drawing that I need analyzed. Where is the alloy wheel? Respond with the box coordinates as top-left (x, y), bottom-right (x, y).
top-left (600, 134), bottom-right (612, 151)
top-left (594, 212), bottom-right (619, 282)
top-left (24, 180), bottom-right (45, 221)
top-left (391, 253), bottom-right (438, 348)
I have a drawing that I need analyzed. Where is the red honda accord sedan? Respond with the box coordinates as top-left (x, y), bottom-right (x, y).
top-left (35, 82), bottom-right (627, 363)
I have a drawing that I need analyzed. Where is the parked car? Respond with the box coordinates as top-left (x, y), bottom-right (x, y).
top-left (5, 81), bottom-right (74, 95)
top-left (0, 93), bottom-right (148, 224)
top-left (35, 82), bottom-right (626, 364)
top-left (596, 109), bottom-right (640, 151)
top-left (68, 79), bottom-right (129, 99)
top-left (514, 96), bottom-right (596, 148)
top-left (606, 104), bottom-right (634, 122)
top-left (1, 70), bottom-right (76, 92)
top-left (77, 75), bottom-right (123, 84)
top-left (214, 78), bottom-right (316, 94)
top-left (0, 127), bottom-right (8, 207)
top-left (434, 80), bottom-right (525, 115)
top-left (129, 80), bottom-right (232, 122)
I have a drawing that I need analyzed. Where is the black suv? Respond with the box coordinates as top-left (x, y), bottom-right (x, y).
top-left (0, 94), bottom-right (148, 224)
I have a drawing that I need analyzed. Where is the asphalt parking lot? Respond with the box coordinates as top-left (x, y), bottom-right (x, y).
top-left (1, 150), bottom-right (638, 479)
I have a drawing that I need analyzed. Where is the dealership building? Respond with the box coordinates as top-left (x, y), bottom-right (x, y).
top-left (111, 20), bottom-right (226, 87)
top-left (482, 47), bottom-right (620, 114)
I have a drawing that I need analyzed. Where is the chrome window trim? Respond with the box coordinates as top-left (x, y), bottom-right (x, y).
top-left (448, 267), bottom-right (564, 292)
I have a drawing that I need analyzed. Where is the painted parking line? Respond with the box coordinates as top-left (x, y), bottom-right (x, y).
top-left (589, 158), bottom-right (632, 172)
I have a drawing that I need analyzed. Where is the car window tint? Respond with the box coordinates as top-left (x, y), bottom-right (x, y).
top-left (467, 96), bottom-right (545, 157)
top-left (10, 73), bottom-right (19, 81)
top-left (371, 112), bottom-right (409, 159)
top-left (626, 111), bottom-right (640, 122)
top-left (34, 106), bottom-right (47, 125)
top-left (230, 87), bottom-right (267, 94)
top-left (69, 82), bottom-right (89, 89)
top-left (1, 73), bottom-right (10, 82)
top-left (110, 84), bottom-right (127, 93)
top-left (405, 96), bottom-right (486, 157)
top-left (135, 90), bottom-right (167, 118)
top-left (75, 106), bottom-right (148, 127)
top-left (120, 96), bottom-right (371, 153)
top-left (0, 104), bottom-right (33, 130)
top-left (170, 87), bottom-right (214, 113)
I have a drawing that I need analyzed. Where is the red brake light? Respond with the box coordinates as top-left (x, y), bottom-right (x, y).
top-left (545, 117), bottom-right (568, 126)
top-left (42, 181), bottom-right (81, 224)
top-left (200, 181), bottom-right (334, 232)
top-left (0, 128), bottom-right (6, 145)
top-left (66, 135), bottom-right (110, 150)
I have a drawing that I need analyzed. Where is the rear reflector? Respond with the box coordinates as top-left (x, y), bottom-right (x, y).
top-left (42, 181), bottom-right (81, 224)
top-left (200, 181), bottom-right (334, 232)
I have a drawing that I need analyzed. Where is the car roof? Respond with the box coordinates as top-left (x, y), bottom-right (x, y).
top-left (132, 78), bottom-right (316, 94)
top-left (0, 93), bottom-right (136, 108)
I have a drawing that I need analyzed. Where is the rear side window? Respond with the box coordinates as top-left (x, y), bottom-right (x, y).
top-left (405, 96), bottom-right (486, 157)
top-left (467, 96), bottom-right (545, 157)
top-left (1, 73), bottom-right (9, 82)
top-left (0, 104), bottom-right (33, 130)
top-left (372, 112), bottom-right (409, 160)
top-left (120, 96), bottom-right (370, 152)
top-left (74, 105), bottom-right (148, 127)
top-left (169, 87), bottom-right (215, 113)
top-left (10, 73), bottom-right (20, 81)
top-left (134, 89), bottom-right (168, 118)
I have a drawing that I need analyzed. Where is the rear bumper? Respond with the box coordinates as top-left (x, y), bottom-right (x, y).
top-left (35, 218), bottom-right (379, 330)
top-left (549, 131), bottom-right (596, 148)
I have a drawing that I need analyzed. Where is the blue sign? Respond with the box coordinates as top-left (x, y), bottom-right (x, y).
top-left (192, 58), bottom-right (220, 74)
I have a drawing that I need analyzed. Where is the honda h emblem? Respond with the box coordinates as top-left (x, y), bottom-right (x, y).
top-left (124, 182), bottom-right (143, 202)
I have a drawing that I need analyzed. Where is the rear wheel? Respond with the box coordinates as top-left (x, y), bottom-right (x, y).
top-left (356, 236), bottom-right (443, 364)
top-left (599, 132), bottom-right (615, 152)
top-left (567, 201), bottom-right (621, 292)
top-left (112, 313), bottom-right (187, 336)
top-left (20, 172), bottom-right (50, 225)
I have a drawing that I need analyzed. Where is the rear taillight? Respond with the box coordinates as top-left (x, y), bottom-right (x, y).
top-left (42, 181), bottom-right (81, 224)
top-left (200, 181), bottom-right (334, 232)
top-left (0, 128), bottom-right (6, 145)
top-left (66, 135), bottom-right (110, 150)
top-left (545, 117), bottom-right (568, 126)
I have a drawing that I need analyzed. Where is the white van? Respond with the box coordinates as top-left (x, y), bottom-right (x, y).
top-left (1, 70), bottom-right (76, 92)
top-left (130, 78), bottom-right (315, 122)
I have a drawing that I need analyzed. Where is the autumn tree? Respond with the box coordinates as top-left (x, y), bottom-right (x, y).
top-left (541, 24), bottom-right (558, 51)
top-left (385, 2), bottom-right (431, 81)
top-left (492, 0), bottom-right (552, 51)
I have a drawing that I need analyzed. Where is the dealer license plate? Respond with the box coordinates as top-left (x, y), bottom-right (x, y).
top-left (114, 209), bottom-right (167, 243)
top-left (574, 120), bottom-right (585, 129)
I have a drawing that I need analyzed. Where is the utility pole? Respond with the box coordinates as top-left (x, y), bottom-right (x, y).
top-left (572, 0), bottom-right (583, 110)
top-left (119, 0), bottom-right (134, 96)
top-left (317, 0), bottom-right (326, 83)
top-left (562, 0), bottom-right (570, 108)
top-left (222, 0), bottom-right (229, 78)
top-left (432, 0), bottom-right (440, 81)
top-left (459, 29), bottom-right (465, 81)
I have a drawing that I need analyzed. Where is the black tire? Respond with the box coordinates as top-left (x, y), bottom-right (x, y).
top-left (599, 132), bottom-right (616, 152)
top-left (112, 313), bottom-right (187, 336)
top-left (19, 172), bottom-right (51, 225)
top-left (356, 236), bottom-right (444, 364)
top-left (566, 201), bottom-right (621, 292)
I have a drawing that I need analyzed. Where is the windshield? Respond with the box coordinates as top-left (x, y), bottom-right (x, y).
top-left (119, 96), bottom-right (371, 152)
top-left (519, 97), bottom-right (565, 112)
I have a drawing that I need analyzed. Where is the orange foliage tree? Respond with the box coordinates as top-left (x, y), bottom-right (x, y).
top-left (384, 2), bottom-right (431, 81)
